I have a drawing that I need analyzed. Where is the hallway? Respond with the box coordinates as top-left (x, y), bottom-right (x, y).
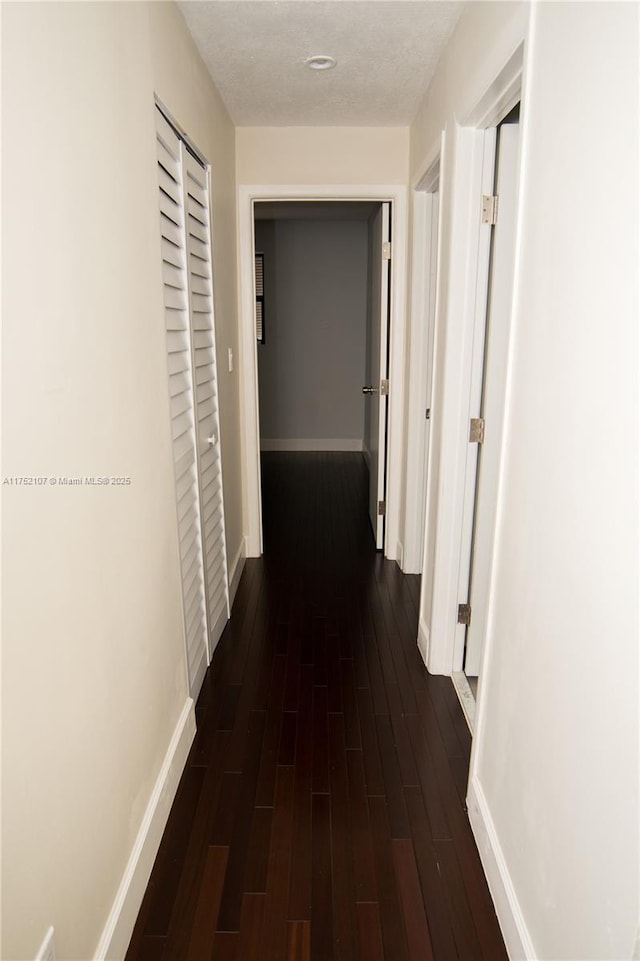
top-left (125, 453), bottom-right (507, 961)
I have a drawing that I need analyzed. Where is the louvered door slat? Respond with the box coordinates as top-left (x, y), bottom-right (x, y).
top-left (189, 254), bottom-right (210, 280)
top-left (165, 307), bottom-right (189, 333)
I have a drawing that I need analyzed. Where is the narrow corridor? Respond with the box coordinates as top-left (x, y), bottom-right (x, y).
top-left (126, 453), bottom-right (507, 960)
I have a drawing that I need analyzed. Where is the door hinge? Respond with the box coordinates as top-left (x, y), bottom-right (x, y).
top-left (482, 194), bottom-right (499, 226)
top-left (425, 408), bottom-right (431, 420)
top-left (380, 379), bottom-right (389, 396)
top-left (378, 500), bottom-right (386, 516)
top-left (382, 241), bottom-right (392, 261)
top-left (458, 603), bottom-right (472, 627)
top-left (469, 417), bottom-right (485, 444)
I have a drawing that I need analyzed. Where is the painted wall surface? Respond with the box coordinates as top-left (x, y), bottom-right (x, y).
top-left (410, 1), bottom-right (528, 184)
top-left (255, 219), bottom-right (368, 445)
top-left (237, 126), bottom-right (410, 185)
top-left (1, 3), bottom-right (240, 959)
top-left (411, 2), bottom-right (639, 958)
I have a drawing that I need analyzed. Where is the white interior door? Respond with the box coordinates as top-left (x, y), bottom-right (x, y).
top-left (464, 121), bottom-right (521, 677)
top-left (183, 149), bottom-right (230, 658)
top-left (156, 111), bottom-right (209, 697)
top-left (156, 107), bottom-right (229, 699)
top-left (363, 202), bottom-right (391, 549)
top-left (418, 191), bottom-right (440, 561)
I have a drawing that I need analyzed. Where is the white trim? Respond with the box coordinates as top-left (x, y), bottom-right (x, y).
top-left (260, 438), bottom-right (364, 452)
top-left (238, 184), bottom-right (408, 562)
top-left (451, 670), bottom-right (476, 733)
top-left (464, 43), bottom-right (525, 130)
top-left (35, 927), bottom-right (56, 961)
top-left (228, 537), bottom-right (246, 608)
top-left (94, 699), bottom-right (196, 961)
top-left (425, 122), bottom-right (495, 676)
top-left (402, 166), bottom-right (441, 574)
top-left (417, 618), bottom-right (430, 665)
top-left (416, 47), bottom-right (524, 679)
top-left (452, 128), bottom-right (497, 672)
top-left (402, 190), bottom-right (430, 573)
top-left (467, 776), bottom-right (537, 960)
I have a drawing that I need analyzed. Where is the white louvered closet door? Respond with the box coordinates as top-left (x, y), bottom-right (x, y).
top-left (155, 107), bottom-right (229, 698)
top-left (182, 148), bottom-right (230, 654)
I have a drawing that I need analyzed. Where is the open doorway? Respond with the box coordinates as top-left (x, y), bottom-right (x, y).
top-left (462, 105), bottom-right (521, 703)
top-left (252, 200), bottom-right (391, 551)
top-left (415, 47), bottom-right (524, 735)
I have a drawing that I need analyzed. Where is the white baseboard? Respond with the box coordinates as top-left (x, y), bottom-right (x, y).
top-left (451, 670), bottom-right (476, 733)
top-left (94, 699), bottom-right (196, 960)
top-left (260, 438), bottom-right (364, 452)
top-left (417, 617), bottom-right (430, 665)
top-left (467, 776), bottom-right (537, 961)
top-left (228, 537), bottom-right (246, 608)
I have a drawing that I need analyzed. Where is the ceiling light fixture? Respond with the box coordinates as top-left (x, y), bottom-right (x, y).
top-left (304, 55), bottom-right (337, 72)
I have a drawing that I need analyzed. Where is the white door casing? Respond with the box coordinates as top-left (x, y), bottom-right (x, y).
top-left (418, 122), bottom-right (496, 675)
top-left (452, 128), bottom-right (497, 671)
top-left (417, 43), bottom-right (524, 679)
top-left (364, 202), bottom-right (391, 549)
top-left (237, 185), bottom-right (408, 561)
top-left (464, 122), bottom-right (521, 677)
top-left (403, 159), bottom-right (441, 575)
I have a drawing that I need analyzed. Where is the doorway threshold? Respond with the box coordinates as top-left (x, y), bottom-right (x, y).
top-left (452, 671), bottom-right (476, 733)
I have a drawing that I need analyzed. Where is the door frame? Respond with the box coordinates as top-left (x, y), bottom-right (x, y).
top-left (237, 184), bottom-right (408, 559)
top-left (402, 151), bottom-right (442, 575)
top-left (417, 43), bottom-right (525, 680)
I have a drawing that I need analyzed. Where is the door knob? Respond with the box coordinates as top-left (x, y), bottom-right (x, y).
top-left (362, 385), bottom-right (379, 394)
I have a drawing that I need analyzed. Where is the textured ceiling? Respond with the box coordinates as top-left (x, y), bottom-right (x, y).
top-left (178, 1), bottom-right (463, 126)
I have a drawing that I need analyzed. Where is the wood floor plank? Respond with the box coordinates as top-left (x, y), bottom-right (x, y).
top-left (288, 666), bottom-right (314, 921)
top-left (184, 845), bottom-right (228, 961)
top-left (311, 685), bottom-right (329, 794)
top-left (255, 655), bottom-right (287, 806)
top-left (434, 839), bottom-right (485, 961)
top-left (355, 686), bottom-right (385, 797)
top-left (368, 796), bottom-right (410, 961)
top-left (262, 766), bottom-right (295, 960)
top-left (211, 931), bottom-right (238, 960)
top-left (328, 713), bottom-right (357, 961)
top-left (286, 921), bottom-right (311, 961)
top-left (125, 453), bottom-right (507, 961)
top-left (345, 750), bottom-right (377, 903)
top-left (374, 714), bottom-right (410, 839)
top-left (355, 903), bottom-right (385, 961)
top-left (404, 786), bottom-right (459, 961)
top-left (237, 893), bottom-right (266, 961)
top-left (133, 937), bottom-right (165, 961)
top-left (216, 709), bottom-right (268, 930)
top-left (339, 657), bottom-right (361, 750)
top-left (129, 765), bottom-right (204, 943)
top-left (311, 792), bottom-right (334, 961)
top-left (392, 839), bottom-right (435, 961)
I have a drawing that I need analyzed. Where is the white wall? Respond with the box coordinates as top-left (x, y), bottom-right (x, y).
top-left (1, 3), bottom-right (240, 959)
top-left (237, 126), bottom-right (409, 186)
top-left (255, 219), bottom-right (368, 448)
top-left (411, 2), bottom-right (639, 958)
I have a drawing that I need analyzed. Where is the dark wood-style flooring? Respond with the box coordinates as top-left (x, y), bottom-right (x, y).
top-left (126, 452), bottom-right (507, 961)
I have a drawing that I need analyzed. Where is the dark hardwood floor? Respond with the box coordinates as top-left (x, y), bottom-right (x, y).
top-left (126, 452), bottom-right (507, 961)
